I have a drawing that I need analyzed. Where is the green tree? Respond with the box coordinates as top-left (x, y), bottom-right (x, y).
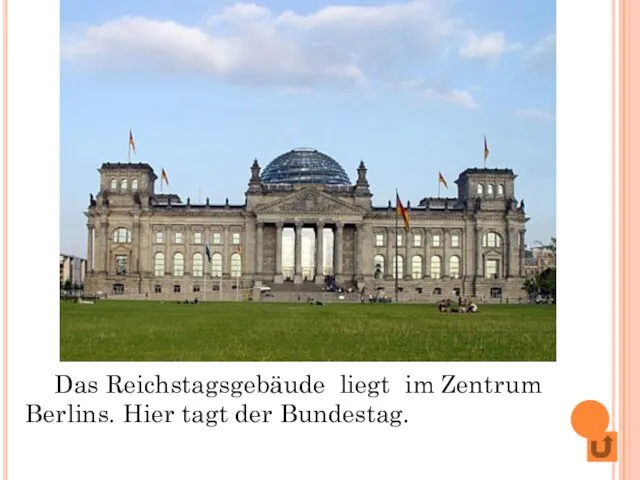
top-left (537, 267), bottom-right (556, 297)
top-left (523, 277), bottom-right (539, 297)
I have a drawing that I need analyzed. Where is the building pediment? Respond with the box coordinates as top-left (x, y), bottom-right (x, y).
top-left (255, 188), bottom-right (364, 216)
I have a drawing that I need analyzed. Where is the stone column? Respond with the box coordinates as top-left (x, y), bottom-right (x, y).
top-left (204, 226), bottom-right (211, 278)
top-left (223, 226), bottom-right (230, 277)
top-left (519, 230), bottom-right (526, 277)
top-left (185, 228), bottom-right (191, 277)
top-left (274, 222), bottom-right (283, 283)
top-left (334, 222), bottom-right (344, 277)
top-left (443, 229), bottom-right (449, 278)
top-left (315, 222), bottom-right (325, 283)
top-left (165, 226), bottom-right (171, 276)
top-left (294, 222), bottom-right (303, 283)
top-left (404, 229), bottom-right (410, 279)
top-left (102, 221), bottom-right (109, 274)
top-left (504, 226), bottom-right (511, 278)
top-left (386, 227), bottom-right (393, 278)
top-left (423, 228), bottom-right (429, 277)
top-left (460, 229), bottom-right (466, 279)
top-left (86, 224), bottom-right (94, 272)
top-left (255, 222), bottom-right (264, 276)
top-left (133, 220), bottom-right (141, 274)
top-left (475, 226), bottom-right (483, 277)
top-left (354, 224), bottom-right (361, 277)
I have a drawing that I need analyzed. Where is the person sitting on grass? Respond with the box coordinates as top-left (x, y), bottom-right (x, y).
top-left (438, 299), bottom-right (450, 313)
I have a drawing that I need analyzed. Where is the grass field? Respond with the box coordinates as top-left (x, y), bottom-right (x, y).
top-left (59, 301), bottom-right (556, 362)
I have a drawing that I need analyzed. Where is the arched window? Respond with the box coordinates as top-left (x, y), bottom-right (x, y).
top-left (487, 184), bottom-right (494, 195)
top-left (173, 252), bottom-right (184, 277)
top-left (476, 183), bottom-right (484, 195)
top-left (430, 255), bottom-right (441, 279)
top-left (211, 253), bottom-right (222, 277)
top-left (113, 227), bottom-right (131, 243)
top-left (192, 253), bottom-right (204, 277)
top-left (482, 232), bottom-right (502, 248)
top-left (154, 253), bottom-right (165, 277)
top-left (131, 179), bottom-right (138, 191)
top-left (392, 255), bottom-right (403, 279)
top-left (110, 178), bottom-right (117, 189)
top-left (449, 255), bottom-right (461, 279)
top-left (230, 253), bottom-right (242, 278)
top-left (497, 184), bottom-right (504, 195)
top-left (121, 178), bottom-right (128, 191)
top-left (373, 255), bottom-right (385, 279)
top-left (411, 255), bottom-right (422, 279)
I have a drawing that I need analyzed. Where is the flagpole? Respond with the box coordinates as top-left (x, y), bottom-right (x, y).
top-left (438, 178), bottom-right (441, 198)
top-left (395, 189), bottom-right (399, 303)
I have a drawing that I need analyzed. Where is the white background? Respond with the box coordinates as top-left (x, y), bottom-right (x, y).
top-left (1, 0), bottom-right (620, 478)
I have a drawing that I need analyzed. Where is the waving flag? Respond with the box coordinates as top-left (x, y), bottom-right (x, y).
top-left (395, 193), bottom-right (410, 232)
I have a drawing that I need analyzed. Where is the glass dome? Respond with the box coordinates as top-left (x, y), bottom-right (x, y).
top-left (260, 148), bottom-right (352, 185)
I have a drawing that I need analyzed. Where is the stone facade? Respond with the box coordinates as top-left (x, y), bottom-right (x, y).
top-left (83, 153), bottom-right (529, 302)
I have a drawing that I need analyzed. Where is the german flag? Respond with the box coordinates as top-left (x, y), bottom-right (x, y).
top-left (396, 193), bottom-right (410, 231)
top-left (484, 135), bottom-right (490, 161)
top-left (128, 129), bottom-right (136, 155)
top-left (438, 172), bottom-right (448, 188)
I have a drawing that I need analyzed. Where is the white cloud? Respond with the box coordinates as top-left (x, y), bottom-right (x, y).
top-left (60, 0), bottom-right (518, 99)
top-left (514, 108), bottom-right (555, 122)
top-left (399, 80), bottom-right (479, 108)
top-left (459, 32), bottom-right (522, 59)
top-left (61, 15), bottom-right (365, 87)
top-left (526, 33), bottom-right (556, 72)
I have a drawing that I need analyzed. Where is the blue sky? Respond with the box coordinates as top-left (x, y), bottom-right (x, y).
top-left (60, 0), bottom-right (556, 257)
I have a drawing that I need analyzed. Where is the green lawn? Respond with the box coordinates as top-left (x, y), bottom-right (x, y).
top-left (59, 301), bottom-right (556, 362)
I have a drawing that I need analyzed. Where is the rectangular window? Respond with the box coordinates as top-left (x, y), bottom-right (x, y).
top-left (413, 234), bottom-right (421, 247)
top-left (173, 285), bottom-right (181, 293)
top-left (154, 254), bottom-right (165, 277)
top-left (193, 285), bottom-right (201, 293)
top-left (485, 259), bottom-right (499, 278)
top-left (397, 234), bottom-right (403, 247)
top-left (154, 285), bottom-right (162, 294)
top-left (232, 233), bottom-right (241, 245)
top-left (451, 234), bottom-right (459, 248)
top-left (212, 232), bottom-right (222, 245)
top-left (432, 234), bottom-right (441, 247)
top-left (115, 255), bottom-right (127, 276)
top-left (154, 232), bottom-right (164, 244)
top-left (174, 232), bottom-right (184, 244)
top-left (375, 234), bottom-right (384, 247)
top-left (211, 254), bottom-right (222, 277)
top-left (193, 232), bottom-right (202, 244)
top-left (192, 254), bottom-right (204, 277)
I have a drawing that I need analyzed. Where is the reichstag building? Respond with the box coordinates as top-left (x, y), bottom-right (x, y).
top-left (83, 148), bottom-right (528, 301)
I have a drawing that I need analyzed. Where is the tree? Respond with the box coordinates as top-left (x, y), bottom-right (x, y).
top-left (523, 277), bottom-right (539, 297)
top-left (63, 280), bottom-right (72, 291)
top-left (537, 267), bottom-right (556, 297)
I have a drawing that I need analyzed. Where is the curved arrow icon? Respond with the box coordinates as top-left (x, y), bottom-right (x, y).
top-left (590, 436), bottom-right (613, 459)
